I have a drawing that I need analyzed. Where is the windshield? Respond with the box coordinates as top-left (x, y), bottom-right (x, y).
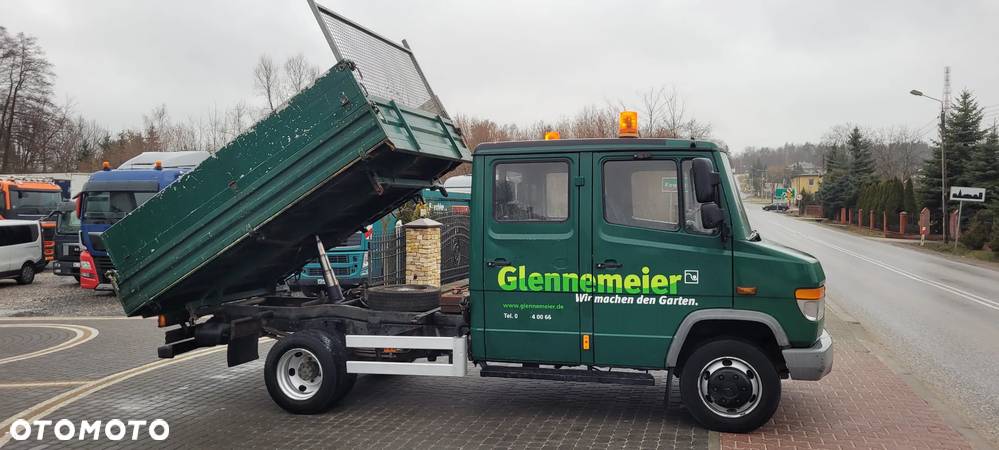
top-left (83, 191), bottom-right (158, 222)
top-left (721, 154), bottom-right (754, 239)
top-left (337, 232), bottom-right (364, 248)
top-left (10, 189), bottom-right (62, 210)
top-left (55, 209), bottom-right (81, 234)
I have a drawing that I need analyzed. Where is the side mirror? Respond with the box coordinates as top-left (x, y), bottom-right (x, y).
top-left (700, 203), bottom-right (725, 229)
top-left (691, 158), bottom-right (720, 204)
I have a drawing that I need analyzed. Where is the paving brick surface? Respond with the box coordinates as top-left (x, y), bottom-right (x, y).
top-left (7, 342), bottom-right (707, 449)
top-left (0, 318), bottom-right (161, 384)
top-left (0, 386), bottom-right (73, 417)
top-left (720, 308), bottom-right (974, 450)
top-left (0, 326), bottom-right (76, 359)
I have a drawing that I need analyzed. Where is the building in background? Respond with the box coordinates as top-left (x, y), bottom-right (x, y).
top-left (789, 162), bottom-right (823, 195)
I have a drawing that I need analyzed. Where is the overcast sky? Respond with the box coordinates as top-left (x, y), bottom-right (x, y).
top-left (3, 0), bottom-right (998, 151)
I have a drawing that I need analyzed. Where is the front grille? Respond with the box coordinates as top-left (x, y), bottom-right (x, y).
top-left (305, 267), bottom-right (353, 277)
top-left (328, 254), bottom-right (349, 264)
top-left (93, 256), bottom-right (114, 283)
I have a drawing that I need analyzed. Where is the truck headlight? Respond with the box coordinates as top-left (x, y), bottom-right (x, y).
top-left (362, 252), bottom-right (369, 271)
top-left (795, 286), bottom-right (825, 321)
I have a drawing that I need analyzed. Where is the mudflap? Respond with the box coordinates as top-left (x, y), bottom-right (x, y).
top-left (227, 316), bottom-right (263, 367)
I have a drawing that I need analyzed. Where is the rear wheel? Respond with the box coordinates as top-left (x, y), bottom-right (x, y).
top-left (679, 338), bottom-right (780, 433)
top-left (264, 329), bottom-right (355, 414)
top-left (16, 264), bottom-right (35, 285)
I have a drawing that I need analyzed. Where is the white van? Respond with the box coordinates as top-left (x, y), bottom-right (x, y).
top-left (0, 220), bottom-right (43, 285)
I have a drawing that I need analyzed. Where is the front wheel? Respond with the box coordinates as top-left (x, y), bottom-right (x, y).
top-left (264, 329), bottom-right (356, 414)
top-left (679, 338), bottom-right (780, 433)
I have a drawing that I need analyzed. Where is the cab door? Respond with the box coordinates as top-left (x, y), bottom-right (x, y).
top-left (589, 153), bottom-right (732, 368)
top-left (480, 155), bottom-right (581, 364)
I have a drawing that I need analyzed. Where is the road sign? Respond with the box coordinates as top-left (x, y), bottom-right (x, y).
top-left (661, 177), bottom-right (677, 193)
top-left (949, 186), bottom-right (985, 202)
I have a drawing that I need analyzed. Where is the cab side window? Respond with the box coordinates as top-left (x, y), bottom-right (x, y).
top-left (493, 161), bottom-right (569, 222)
top-left (603, 160), bottom-right (679, 231)
top-left (682, 159), bottom-right (715, 235)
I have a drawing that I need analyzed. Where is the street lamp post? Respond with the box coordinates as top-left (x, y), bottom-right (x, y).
top-left (910, 89), bottom-right (948, 243)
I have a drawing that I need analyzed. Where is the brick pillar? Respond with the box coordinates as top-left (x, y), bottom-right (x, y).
top-left (869, 210), bottom-right (874, 230)
top-left (847, 208), bottom-right (853, 225)
top-left (882, 211), bottom-right (888, 236)
top-left (404, 218), bottom-right (442, 287)
top-left (858, 209), bottom-right (863, 227)
top-left (840, 208), bottom-right (847, 224)
top-left (899, 212), bottom-right (908, 235)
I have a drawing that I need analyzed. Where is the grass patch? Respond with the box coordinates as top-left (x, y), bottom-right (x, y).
top-left (920, 242), bottom-right (999, 263)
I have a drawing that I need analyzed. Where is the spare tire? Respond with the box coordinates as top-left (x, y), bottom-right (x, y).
top-left (365, 284), bottom-right (440, 312)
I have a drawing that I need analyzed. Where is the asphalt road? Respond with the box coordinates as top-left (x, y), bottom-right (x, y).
top-left (748, 207), bottom-right (999, 445)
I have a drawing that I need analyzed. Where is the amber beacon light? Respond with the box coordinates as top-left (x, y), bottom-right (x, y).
top-left (619, 111), bottom-right (638, 138)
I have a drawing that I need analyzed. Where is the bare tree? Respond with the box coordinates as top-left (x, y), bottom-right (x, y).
top-left (283, 53), bottom-right (320, 97)
top-left (225, 101), bottom-right (251, 141)
top-left (0, 29), bottom-right (54, 172)
top-left (639, 86), bottom-right (711, 139)
top-left (253, 55), bottom-right (282, 113)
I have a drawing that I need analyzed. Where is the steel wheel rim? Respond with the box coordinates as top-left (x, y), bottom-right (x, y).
top-left (698, 356), bottom-right (762, 418)
top-left (276, 347), bottom-right (324, 401)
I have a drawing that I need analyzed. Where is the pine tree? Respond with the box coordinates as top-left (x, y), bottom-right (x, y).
top-left (903, 178), bottom-right (917, 214)
top-left (818, 146), bottom-right (851, 218)
top-left (944, 91), bottom-right (987, 188)
top-left (966, 127), bottom-right (999, 210)
top-left (847, 127), bottom-right (876, 187)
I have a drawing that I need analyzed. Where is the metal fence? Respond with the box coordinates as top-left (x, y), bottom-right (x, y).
top-left (367, 228), bottom-right (406, 286)
top-left (366, 210), bottom-right (470, 287)
top-left (433, 213), bottom-right (470, 284)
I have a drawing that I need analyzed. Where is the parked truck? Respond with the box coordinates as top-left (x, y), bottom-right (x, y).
top-left (0, 177), bottom-right (64, 263)
top-left (77, 151), bottom-right (209, 290)
top-left (288, 229), bottom-right (371, 296)
top-left (40, 202), bottom-right (83, 280)
top-left (102, 5), bottom-right (831, 433)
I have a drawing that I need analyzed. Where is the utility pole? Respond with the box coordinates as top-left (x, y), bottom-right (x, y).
top-left (940, 67), bottom-right (951, 243)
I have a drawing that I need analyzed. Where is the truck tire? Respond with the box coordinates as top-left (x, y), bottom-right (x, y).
top-left (679, 338), bottom-right (780, 433)
top-left (264, 329), bottom-right (355, 414)
top-left (16, 264), bottom-right (35, 285)
top-left (365, 284), bottom-right (440, 312)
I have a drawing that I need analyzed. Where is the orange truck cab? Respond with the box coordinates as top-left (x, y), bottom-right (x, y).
top-left (0, 178), bottom-right (64, 263)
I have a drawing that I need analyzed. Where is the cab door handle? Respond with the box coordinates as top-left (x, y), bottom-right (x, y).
top-left (487, 258), bottom-right (511, 267)
top-left (595, 260), bottom-right (622, 270)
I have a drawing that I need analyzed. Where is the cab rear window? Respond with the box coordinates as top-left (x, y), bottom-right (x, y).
top-left (493, 161), bottom-right (569, 222)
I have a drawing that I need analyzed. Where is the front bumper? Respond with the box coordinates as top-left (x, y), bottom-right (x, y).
top-left (295, 275), bottom-right (365, 288)
top-left (782, 330), bottom-right (833, 380)
top-left (52, 260), bottom-right (80, 276)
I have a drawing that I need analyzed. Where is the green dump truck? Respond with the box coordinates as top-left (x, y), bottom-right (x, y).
top-left (102, 4), bottom-right (831, 433)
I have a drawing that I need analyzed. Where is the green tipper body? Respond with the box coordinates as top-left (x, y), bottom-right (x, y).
top-left (468, 139), bottom-right (824, 368)
top-left (104, 61), bottom-right (470, 317)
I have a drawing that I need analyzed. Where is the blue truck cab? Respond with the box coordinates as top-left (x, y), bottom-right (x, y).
top-left (78, 152), bottom-right (209, 290)
top-left (290, 230), bottom-right (370, 296)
